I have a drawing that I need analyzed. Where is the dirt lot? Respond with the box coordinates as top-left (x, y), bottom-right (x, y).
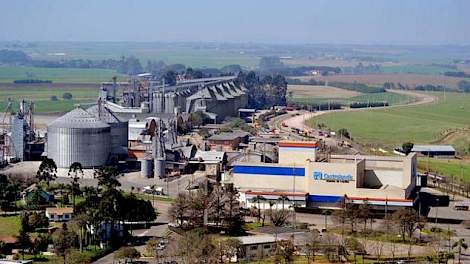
top-left (294, 73), bottom-right (467, 88)
top-left (288, 84), bottom-right (361, 98)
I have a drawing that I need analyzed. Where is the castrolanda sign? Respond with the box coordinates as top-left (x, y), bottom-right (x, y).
top-left (313, 171), bottom-right (353, 182)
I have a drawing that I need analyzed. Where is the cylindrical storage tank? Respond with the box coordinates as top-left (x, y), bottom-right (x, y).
top-left (140, 157), bottom-right (153, 178)
top-left (87, 105), bottom-right (128, 150)
top-left (47, 107), bottom-right (111, 168)
top-left (154, 158), bottom-right (166, 178)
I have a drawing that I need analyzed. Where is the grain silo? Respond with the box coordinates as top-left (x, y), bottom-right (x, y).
top-left (86, 104), bottom-right (128, 153)
top-left (47, 107), bottom-right (111, 168)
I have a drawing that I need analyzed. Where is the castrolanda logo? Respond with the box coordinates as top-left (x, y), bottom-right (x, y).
top-left (313, 171), bottom-right (353, 182)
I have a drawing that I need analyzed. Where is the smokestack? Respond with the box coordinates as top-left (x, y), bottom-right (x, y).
top-left (112, 76), bottom-right (117, 103)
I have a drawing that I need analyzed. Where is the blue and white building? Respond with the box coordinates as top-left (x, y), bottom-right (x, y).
top-left (230, 141), bottom-right (418, 209)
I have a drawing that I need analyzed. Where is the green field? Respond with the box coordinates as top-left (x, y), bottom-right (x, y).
top-left (3, 42), bottom-right (258, 68)
top-left (0, 215), bottom-right (21, 237)
top-left (291, 91), bottom-right (414, 106)
top-left (0, 86), bottom-right (98, 113)
top-left (308, 92), bottom-right (470, 151)
top-left (0, 66), bottom-right (126, 83)
top-left (381, 64), bottom-right (458, 75)
top-left (417, 158), bottom-right (470, 181)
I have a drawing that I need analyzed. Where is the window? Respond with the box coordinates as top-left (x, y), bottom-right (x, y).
top-left (250, 245), bottom-right (258, 250)
top-left (263, 244), bottom-right (271, 249)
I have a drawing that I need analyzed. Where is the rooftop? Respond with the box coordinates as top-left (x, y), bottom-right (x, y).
top-left (412, 145), bottom-right (456, 153)
top-left (46, 207), bottom-right (73, 215)
top-left (48, 107), bottom-right (110, 129)
top-left (236, 235), bottom-right (276, 245)
top-left (208, 131), bottom-right (250, 141)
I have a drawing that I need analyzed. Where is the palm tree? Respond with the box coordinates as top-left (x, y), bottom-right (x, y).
top-left (453, 238), bottom-right (468, 264)
top-left (252, 195), bottom-right (265, 222)
top-left (278, 195), bottom-right (289, 210)
top-left (322, 209), bottom-right (332, 231)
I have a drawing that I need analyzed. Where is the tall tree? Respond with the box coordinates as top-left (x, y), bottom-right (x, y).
top-left (453, 238), bottom-right (468, 264)
top-left (36, 158), bottom-right (57, 186)
top-left (94, 166), bottom-right (121, 190)
top-left (68, 162), bottom-right (83, 213)
top-left (52, 225), bottom-right (75, 264)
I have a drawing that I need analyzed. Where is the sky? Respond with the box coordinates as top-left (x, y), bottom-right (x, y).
top-left (0, 0), bottom-right (469, 45)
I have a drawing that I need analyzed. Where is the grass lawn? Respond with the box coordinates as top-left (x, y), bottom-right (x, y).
top-left (417, 158), bottom-right (470, 181)
top-left (308, 92), bottom-right (470, 150)
top-left (0, 66), bottom-right (126, 83)
top-left (0, 215), bottom-right (21, 237)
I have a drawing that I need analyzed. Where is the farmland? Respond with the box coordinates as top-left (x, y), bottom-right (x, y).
top-left (0, 66), bottom-right (126, 83)
top-left (293, 73), bottom-right (468, 89)
top-left (0, 84), bottom-right (98, 113)
top-left (2, 42), bottom-right (259, 69)
top-left (308, 92), bottom-right (470, 152)
top-left (288, 84), bottom-right (414, 106)
top-left (380, 64), bottom-right (458, 75)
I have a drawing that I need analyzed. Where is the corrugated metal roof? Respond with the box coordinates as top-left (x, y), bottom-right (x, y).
top-left (208, 131), bottom-right (250, 141)
top-left (237, 235), bottom-right (276, 245)
top-left (48, 107), bottom-right (110, 129)
top-left (86, 104), bottom-right (123, 124)
top-left (412, 145), bottom-right (455, 152)
top-left (194, 150), bottom-right (225, 162)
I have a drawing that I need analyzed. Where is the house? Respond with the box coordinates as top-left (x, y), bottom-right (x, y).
top-left (207, 131), bottom-right (250, 151)
top-left (21, 184), bottom-right (54, 205)
top-left (236, 235), bottom-right (276, 261)
top-left (45, 207), bottom-right (73, 222)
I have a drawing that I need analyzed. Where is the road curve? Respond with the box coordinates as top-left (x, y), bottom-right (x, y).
top-left (282, 89), bottom-right (437, 132)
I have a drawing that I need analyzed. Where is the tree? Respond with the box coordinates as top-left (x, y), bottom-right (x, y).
top-left (269, 209), bottom-right (291, 226)
top-left (163, 70), bottom-right (177, 86)
top-left (68, 162), bottom-right (83, 213)
top-left (402, 142), bottom-right (414, 155)
top-left (114, 247), bottom-right (141, 263)
top-left (62, 92), bottom-right (73, 100)
top-left (28, 212), bottom-right (49, 231)
top-left (30, 234), bottom-right (49, 257)
top-left (252, 195), bottom-right (266, 223)
top-left (176, 230), bottom-right (218, 264)
top-left (357, 202), bottom-right (371, 233)
top-left (215, 238), bottom-right (240, 263)
top-left (390, 208), bottom-right (425, 242)
top-left (69, 213), bottom-right (88, 252)
top-left (338, 128), bottom-right (351, 139)
top-left (169, 193), bottom-right (190, 227)
top-left (344, 237), bottom-right (366, 264)
top-left (0, 174), bottom-right (17, 213)
top-left (305, 230), bottom-right (321, 263)
top-left (52, 225), bottom-right (75, 263)
top-left (36, 158), bottom-right (57, 186)
top-left (17, 228), bottom-right (31, 260)
top-left (94, 166), bottom-right (121, 190)
top-left (274, 239), bottom-right (295, 264)
top-left (453, 238), bottom-right (468, 264)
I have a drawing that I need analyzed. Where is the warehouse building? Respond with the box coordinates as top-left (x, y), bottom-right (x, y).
top-left (411, 144), bottom-right (455, 158)
top-left (230, 141), bottom-right (418, 209)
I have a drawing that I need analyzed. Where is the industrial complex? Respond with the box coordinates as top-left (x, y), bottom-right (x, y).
top-left (230, 140), bottom-right (419, 209)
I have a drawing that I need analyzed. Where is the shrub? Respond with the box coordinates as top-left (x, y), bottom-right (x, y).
top-left (62, 93), bottom-right (73, 100)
